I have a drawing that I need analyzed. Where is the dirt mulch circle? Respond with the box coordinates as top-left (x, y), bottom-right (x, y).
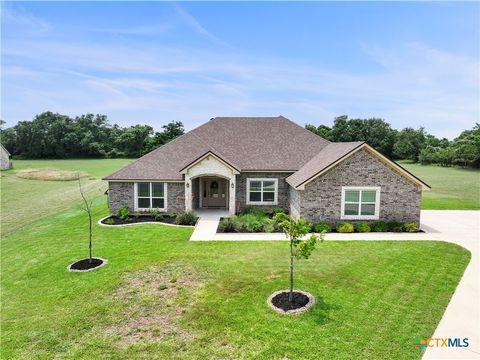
top-left (67, 257), bottom-right (107, 272)
top-left (267, 290), bottom-right (315, 314)
top-left (16, 169), bottom-right (90, 181)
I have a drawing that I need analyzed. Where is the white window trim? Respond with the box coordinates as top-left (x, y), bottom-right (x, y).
top-left (341, 186), bottom-right (380, 220)
top-left (246, 178), bottom-right (278, 205)
top-left (134, 182), bottom-right (167, 211)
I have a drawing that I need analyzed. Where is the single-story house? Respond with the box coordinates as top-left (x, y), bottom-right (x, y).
top-left (104, 116), bottom-right (429, 225)
top-left (1, 144), bottom-right (11, 170)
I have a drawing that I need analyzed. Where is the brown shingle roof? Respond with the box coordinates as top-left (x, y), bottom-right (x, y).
top-left (104, 116), bottom-right (330, 180)
top-left (286, 141), bottom-right (365, 188)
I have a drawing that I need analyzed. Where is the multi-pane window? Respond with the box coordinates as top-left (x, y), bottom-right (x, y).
top-left (341, 187), bottom-right (380, 219)
top-left (247, 179), bottom-right (277, 205)
top-left (136, 182), bottom-right (166, 210)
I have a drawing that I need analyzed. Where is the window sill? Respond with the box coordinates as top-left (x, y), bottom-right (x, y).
top-left (135, 208), bottom-right (167, 212)
top-left (341, 215), bottom-right (379, 220)
top-left (246, 202), bottom-right (278, 206)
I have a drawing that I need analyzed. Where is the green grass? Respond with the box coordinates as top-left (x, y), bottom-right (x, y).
top-left (399, 161), bottom-right (480, 210)
top-left (1, 159), bottom-right (131, 236)
top-left (1, 159), bottom-right (472, 359)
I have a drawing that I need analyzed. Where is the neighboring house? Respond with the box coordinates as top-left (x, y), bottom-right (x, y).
top-left (0, 144), bottom-right (11, 170)
top-left (104, 116), bottom-right (429, 225)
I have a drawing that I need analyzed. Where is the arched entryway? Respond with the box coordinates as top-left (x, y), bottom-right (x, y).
top-left (181, 152), bottom-right (238, 215)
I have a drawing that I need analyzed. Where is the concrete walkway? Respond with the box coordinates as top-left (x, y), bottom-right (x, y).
top-left (190, 210), bottom-right (480, 359)
top-left (189, 209), bottom-right (229, 241)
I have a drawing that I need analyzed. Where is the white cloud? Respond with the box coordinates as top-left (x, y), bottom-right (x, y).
top-left (1, 7), bottom-right (478, 139)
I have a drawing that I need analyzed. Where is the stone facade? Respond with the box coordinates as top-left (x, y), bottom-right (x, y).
top-left (235, 172), bottom-right (293, 213)
top-left (167, 182), bottom-right (186, 213)
top-left (108, 181), bottom-right (185, 214)
top-left (108, 182), bottom-right (135, 214)
top-left (296, 148), bottom-right (421, 225)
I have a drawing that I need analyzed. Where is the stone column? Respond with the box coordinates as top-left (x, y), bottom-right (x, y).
top-left (229, 175), bottom-right (235, 215)
top-left (184, 177), bottom-right (192, 211)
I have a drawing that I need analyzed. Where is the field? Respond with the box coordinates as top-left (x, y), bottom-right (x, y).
top-left (399, 161), bottom-right (480, 210)
top-left (0, 159), bottom-right (473, 359)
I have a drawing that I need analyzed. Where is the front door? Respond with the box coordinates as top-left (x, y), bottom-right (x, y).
top-left (202, 178), bottom-right (227, 208)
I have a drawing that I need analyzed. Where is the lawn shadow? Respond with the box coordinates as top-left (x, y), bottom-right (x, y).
top-left (309, 296), bottom-right (338, 325)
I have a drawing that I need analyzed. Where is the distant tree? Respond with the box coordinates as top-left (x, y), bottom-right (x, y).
top-left (393, 127), bottom-right (426, 161)
top-left (450, 123), bottom-right (480, 167)
top-left (308, 116), bottom-right (397, 157)
top-left (305, 124), bottom-right (333, 141)
top-left (116, 124), bottom-right (153, 157)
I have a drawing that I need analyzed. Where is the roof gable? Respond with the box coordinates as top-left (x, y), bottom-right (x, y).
top-left (287, 143), bottom-right (430, 190)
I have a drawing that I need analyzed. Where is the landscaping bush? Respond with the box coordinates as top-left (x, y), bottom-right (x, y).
top-left (263, 218), bottom-right (276, 233)
top-left (104, 218), bottom-right (115, 225)
top-left (355, 222), bottom-right (371, 233)
top-left (387, 221), bottom-right (404, 232)
top-left (116, 206), bottom-right (130, 221)
top-left (240, 213), bottom-right (264, 232)
top-left (175, 211), bottom-right (197, 226)
top-left (241, 208), bottom-right (265, 217)
top-left (149, 209), bottom-right (163, 221)
top-left (218, 217), bottom-right (237, 232)
top-left (312, 222), bottom-right (332, 233)
top-left (403, 222), bottom-right (419, 232)
top-left (268, 208), bottom-right (286, 216)
top-left (371, 221), bottom-right (388, 232)
top-left (336, 222), bottom-right (354, 233)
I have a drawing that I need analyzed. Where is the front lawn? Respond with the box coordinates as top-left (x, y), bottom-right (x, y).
top-left (1, 201), bottom-right (470, 359)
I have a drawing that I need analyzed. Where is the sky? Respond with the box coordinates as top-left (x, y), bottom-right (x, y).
top-left (1, 1), bottom-right (479, 139)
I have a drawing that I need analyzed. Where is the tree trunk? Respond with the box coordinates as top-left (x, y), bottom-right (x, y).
top-left (88, 212), bottom-right (92, 263)
top-left (289, 239), bottom-right (294, 302)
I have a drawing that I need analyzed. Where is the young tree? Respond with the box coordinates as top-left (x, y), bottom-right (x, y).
top-left (274, 213), bottom-right (324, 302)
top-left (77, 177), bottom-right (94, 263)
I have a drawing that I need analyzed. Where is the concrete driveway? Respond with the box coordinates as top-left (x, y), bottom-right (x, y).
top-left (420, 211), bottom-right (479, 360)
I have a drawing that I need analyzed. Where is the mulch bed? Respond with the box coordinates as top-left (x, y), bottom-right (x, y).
top-left (69, 258), bottom-right (105, 271)
top-left (101, 215), bottom-right (178, 225)
top-left (271, 291), bottom-right (310, 312)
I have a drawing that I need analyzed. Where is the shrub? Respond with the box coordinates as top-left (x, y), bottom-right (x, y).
top-left (239, 213), bottom-right (264, 232)
top-left (168, 212), bottom-right (176, 219)
top-left (104, 217), bottom-right (115, 225)
top-left (218, 217), bottom-right (237, 232)
top-left (149, 209), bottom-right (163, 221)
top-left (371, 221), bottom-right (388, 232)
top-left (355, 222), bottom-right (371, 233)
top-left (175, 211), bottom-right (197, 226)
top-left (336, 222), bottom-right (354, 233)
top-left (312, 222), bottom-right (332, 233)
top-left (263, 218), bottom-right (276, 233)
top-left (268, 207), bottom-right (286, 216)
top-left (387, 221), bottom-right (404, 232)
top-left (403, 222), bottom-right (419, 232)
top-left (116, 206), bottom-right (130, 221)
top-left (241, 208), bottom-right (265, 217)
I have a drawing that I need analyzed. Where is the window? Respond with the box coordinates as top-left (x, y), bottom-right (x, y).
top-left (246, 178), bottom-right (278, 205)
top-left (341, 187), bottom-right (380, 220)
top-left (135, 182), bottom-right (167, 210)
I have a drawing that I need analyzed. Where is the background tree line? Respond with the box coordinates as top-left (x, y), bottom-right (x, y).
top-left (1, 112), bottom-right (478, 168)
top-left (0, 112), bottom-right (184, 159)
top-left (306, 116), bottom-right (480, 168)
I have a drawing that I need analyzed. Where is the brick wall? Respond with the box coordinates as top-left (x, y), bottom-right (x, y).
top-left (298, 148), bottom-right (421, 225)
top-left (108, 181), bottom-right (185, 214)
top-left (235, 172), bottom-right (293, 213)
